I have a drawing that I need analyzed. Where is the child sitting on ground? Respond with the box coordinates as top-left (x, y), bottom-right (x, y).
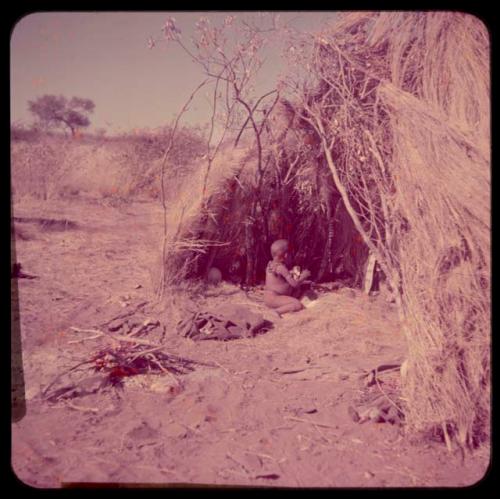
top-left (263, 239), bottom-right (311, 317)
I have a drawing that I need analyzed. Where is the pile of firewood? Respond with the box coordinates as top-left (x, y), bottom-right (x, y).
top-left (42, 303), bottom-right (214, 403)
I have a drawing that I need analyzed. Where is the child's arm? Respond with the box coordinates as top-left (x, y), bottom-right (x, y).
top-left (277, 264), bottom-right (302, 288)
top-left (298, 269), bottom-right (311, 283)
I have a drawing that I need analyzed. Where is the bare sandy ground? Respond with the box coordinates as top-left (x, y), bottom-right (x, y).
top-left (11, 197), bottom-right (489, 488)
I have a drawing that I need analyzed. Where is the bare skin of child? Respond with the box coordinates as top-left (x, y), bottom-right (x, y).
top-left (263, 239), bottom-right (311, 317)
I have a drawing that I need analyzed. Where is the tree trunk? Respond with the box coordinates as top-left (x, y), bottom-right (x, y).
top-left (64, 121), bottom-right (75, 137)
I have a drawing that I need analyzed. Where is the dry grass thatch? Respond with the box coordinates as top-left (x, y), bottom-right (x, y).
top-left (157, 141), bottom-right (256, 286)
top-left (283, 11), bottom-right (490, 448)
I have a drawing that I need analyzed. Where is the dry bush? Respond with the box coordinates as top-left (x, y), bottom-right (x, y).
top-left (11, 123), bottom-right (43, 142)
top-left (284, 12), bottom-right (490, 448)
top-left (11, 135), bottom-right (73, 201)
top-left (10, 126), bottom-right (205, 203)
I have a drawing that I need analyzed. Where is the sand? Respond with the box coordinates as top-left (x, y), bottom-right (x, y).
top-left (11, 197), bottom-right (489, 488)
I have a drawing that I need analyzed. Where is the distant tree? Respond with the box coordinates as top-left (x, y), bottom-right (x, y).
top-left (28, 95), bottom-right (95, 137)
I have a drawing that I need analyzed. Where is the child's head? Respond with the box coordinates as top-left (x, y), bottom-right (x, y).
top-left (271, 239), bottom-right (289, 261)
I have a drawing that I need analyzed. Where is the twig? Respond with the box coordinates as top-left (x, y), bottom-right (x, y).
top-left (107, 333), bottom-right (159, 347)
top-left (105, 332), bottom-right (211, 371)
top-left (243, 450), bottom-right (278, 462)
top-left (99, 301), bottom-right (149, 327)
top-left (64, 400), bottom-right (99, 413)
top-left (268, 425), bottom-right (294, 432)
top-left (129, 345), bottom-right (165, 361)
top-left (145, 353), bottom-right (168, 373)
top-left (226, 452), bottom-right (250, 474)
top-left (126, 326), bottom-right (144, 337)
top-left (213, 361), bottom-right (233, 376)
top-left (374, 367), bottom-right (404, 414)
top-left (442, 422), bottom-right (453, 453)
top-left (67, 333), bottom-right (103, 344)
top-left (312, 423), bottom-right (332, 444)
top-left (146, 353), bottom-right (180, 386)
top-left (283, 415), bottom-right (337, 429)
top-left (127, 341), bottom-right (216, 368)
top-left (69, 327), bottom-right (104, 335)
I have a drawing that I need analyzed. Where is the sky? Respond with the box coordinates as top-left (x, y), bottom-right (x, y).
top-left (10, 11), bottom-right (336, 135)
